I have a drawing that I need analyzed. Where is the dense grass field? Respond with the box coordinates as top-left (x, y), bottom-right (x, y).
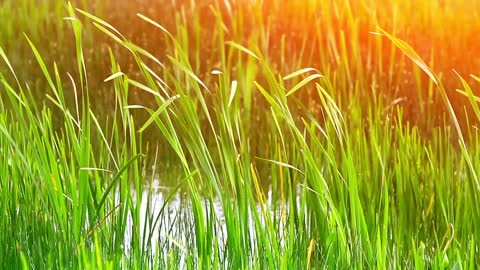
top-left (1, 0), bottom-right (480, 268)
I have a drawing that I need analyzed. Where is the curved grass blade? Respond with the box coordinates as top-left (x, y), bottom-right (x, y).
top-left (228, 80), bottom-right (238, 108)
top-left (375, 27), bottom-right (438, 86)
top-left (286, 74), bottom-right (323, 97)
top-left (95, 153), bottom-right (144, 212)
top-left (167, 56), bottom-right (210, 93)
top-left (138, 94), bottom-right (180, 133)
top-left (376, 27), bottom-right (464, 142)
top-left (226, 41), bottom-right (261, 60)
top-left (0, 47), bottom-right (21, 89)
top-left (76, 8), bottom-right (126, 40)
top-left (283, 67), bottom-right (318, 80)
top-left (255, 157), bottom-right (304, 175)
top-left (455, 73), bottom-right (480, 121)
top-left (136, 13), bottom-right (172, 38)
top-left (104, 72), bottom-right (125, 82)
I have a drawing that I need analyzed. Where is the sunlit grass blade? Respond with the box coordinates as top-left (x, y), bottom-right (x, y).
top-left (228, 80), bottom-right (238, 108)
top-left (283, 67), bottom-right (318, 80)
top-left (286, 74), bottom-right (323, 97)
top-left (375, 27), bottom-right (438, 86)
top-left (226, 41), bottom-right (261, 60)
top-left (138, 95), bottom-right (180, 133)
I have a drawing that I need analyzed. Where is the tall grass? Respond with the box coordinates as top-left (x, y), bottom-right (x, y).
top-left (1, 0), bottom-right (480, 269)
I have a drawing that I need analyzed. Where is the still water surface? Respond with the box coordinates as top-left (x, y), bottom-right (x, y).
top-left (120, 176), bottom-right (291, 260)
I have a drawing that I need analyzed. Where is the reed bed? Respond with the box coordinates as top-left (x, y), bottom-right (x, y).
top-left (0, 0), bottom-right (479, 268)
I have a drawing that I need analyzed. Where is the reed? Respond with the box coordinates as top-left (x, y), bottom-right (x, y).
top-left (0, 0), bottom-right (479, 268)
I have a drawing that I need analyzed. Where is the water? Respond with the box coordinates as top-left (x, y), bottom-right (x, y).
top-left (120, 176), bottom-right (293, 262)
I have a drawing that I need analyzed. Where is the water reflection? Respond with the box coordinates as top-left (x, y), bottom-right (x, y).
top-left (121, 176), bottom-right (291, 261)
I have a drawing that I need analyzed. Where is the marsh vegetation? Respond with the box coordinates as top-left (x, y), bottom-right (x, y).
top-left (1, 0), bottom-right (479, 268)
